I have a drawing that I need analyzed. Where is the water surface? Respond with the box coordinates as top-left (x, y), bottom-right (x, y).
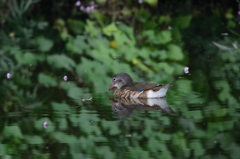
top-left (1, 78), bottom-right (238, 159)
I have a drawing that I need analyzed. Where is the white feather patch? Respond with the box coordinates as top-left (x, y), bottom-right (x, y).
top-left (147, 98), bottom-right (168, 108)
top-left (147, 84), bottom-right (171, 98)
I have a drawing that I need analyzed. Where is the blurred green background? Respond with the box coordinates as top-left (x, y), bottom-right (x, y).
top-left (0, 0), bottom-right (240, 158)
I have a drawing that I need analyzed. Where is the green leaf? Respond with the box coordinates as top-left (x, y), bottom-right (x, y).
top-left (176, 79), bottom-right (192, 94)
top-left (96, 146), bottom-right (116, 159)
top-left (174, 15), bottom-right (192, 28)
top-left (25, 136), bottom-right (44, 144)
top-left (0, 144), bottom-right (6, 155)
top-left (38, 73), bottom-right (58, 87)
top-left (37, 22), bottom-right (48, 30)
top-left (67, 19), bottom-right (85, 34)
top-left (61, 81), bottom-right (78, 91)
top-left (142, 30), bottom-right (171, 44)
top-left (53, 132), bottom-right (78, 143)
top-left (185, 110), bottom-right (203, 121)
top-left (149, 138), bottom-right (170, 155)
top-left (189, 140), bottom-right (205, 156)
top-left (101, 121), bottom-right (121, 135)
top-left (124, 47), bottom-right (138, 61)
top-left (67, 87), bottom-right (83, 100)
top-left (158, 62), bottom-right (174, 75)
top-left (58, 118), bottom-right (68, 130)
top-left (76, 58), bottom-right (109, 92)
top-left (66, 36), bottom-right (89, 54)
top-left (47, 54), bottom-right (76, 71)
top-left (14, 50), bottom-right (45, 65)
top-left (172, 63), bottom-right (185, 75)
top-left (96, 0), bottom-right (107, 3)
top-left (118, 24), bottom-right (135, 40)
top-left (156, 133), bottom-right (171, 140)
top-left (167, 44), bottom-right (184, 60)
top-left (69, 113), bottom-right (101, 135)
top-left (158, 50), bottom-right (168, 60)
top-left (214, 81), bottom-right (231, 102)
top-left (3, 126), bottom-right (23, 138)
top-left (146, 0), bottom-right (158, 6)
top-left (34, 36), bottom-right (53, 52)
top-left (34, 117), bottom-right (55, 132)
top-left (103, 23), bottom-right (120, 37)
top-left (85, 20), bottom-right (100, 37)
top-left (19, 52), bottom-right (37, 65)
top-left (142, 30), bottom-right (154, 41)
top-left (155, 30), bottom-right (172, 44)
top-left (51, 102), bottom-right (71, 113)
top-left (115, 29), bottom-right (135, 47)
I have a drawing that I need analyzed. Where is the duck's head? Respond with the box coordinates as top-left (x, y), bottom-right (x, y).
top-left (108, 72), bottom-right (133, 90)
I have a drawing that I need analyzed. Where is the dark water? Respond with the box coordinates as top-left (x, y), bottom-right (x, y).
top-left (1, 78), bottom-right (239, 159)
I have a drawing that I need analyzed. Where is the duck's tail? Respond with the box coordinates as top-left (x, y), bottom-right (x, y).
top-left (147, 83), bottom-right (173, 98)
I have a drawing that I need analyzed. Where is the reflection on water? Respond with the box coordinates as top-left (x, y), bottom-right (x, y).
top-left (1, 80), bottom-right (240, 159)
top-left (110, 97), bottom-right (175, 117)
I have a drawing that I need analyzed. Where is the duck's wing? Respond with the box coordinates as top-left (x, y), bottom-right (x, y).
top-left (123, 82), bottom-right (162, 92)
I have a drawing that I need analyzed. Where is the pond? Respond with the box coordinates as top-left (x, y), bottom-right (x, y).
top-left (1, 1), bottom-right (239, 159)
top-left (1, 76), bottom-right (238, 159)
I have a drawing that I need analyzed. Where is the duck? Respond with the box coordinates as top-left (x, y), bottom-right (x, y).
top-left (108, 72), bottom-right (172, 98)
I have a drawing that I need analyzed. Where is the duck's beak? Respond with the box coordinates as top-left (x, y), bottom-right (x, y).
top-left (108, 84), bottom-right (115, 91)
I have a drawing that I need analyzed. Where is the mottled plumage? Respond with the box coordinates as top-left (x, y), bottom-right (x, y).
top-left (109, 72), bottom-right (172, 98)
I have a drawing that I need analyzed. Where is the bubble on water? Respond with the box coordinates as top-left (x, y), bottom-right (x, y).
top-left (63, 76), bottom-right (68, 81)
top-left (184, 67), bottom-right (189, 74)
top-left (43, 122), bottom-right (48, 128)
top-left (6, 73), bottom-right (12, 79)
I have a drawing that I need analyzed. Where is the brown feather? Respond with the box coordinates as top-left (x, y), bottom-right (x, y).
top-left (122, 82), bottom-right (162, 91)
